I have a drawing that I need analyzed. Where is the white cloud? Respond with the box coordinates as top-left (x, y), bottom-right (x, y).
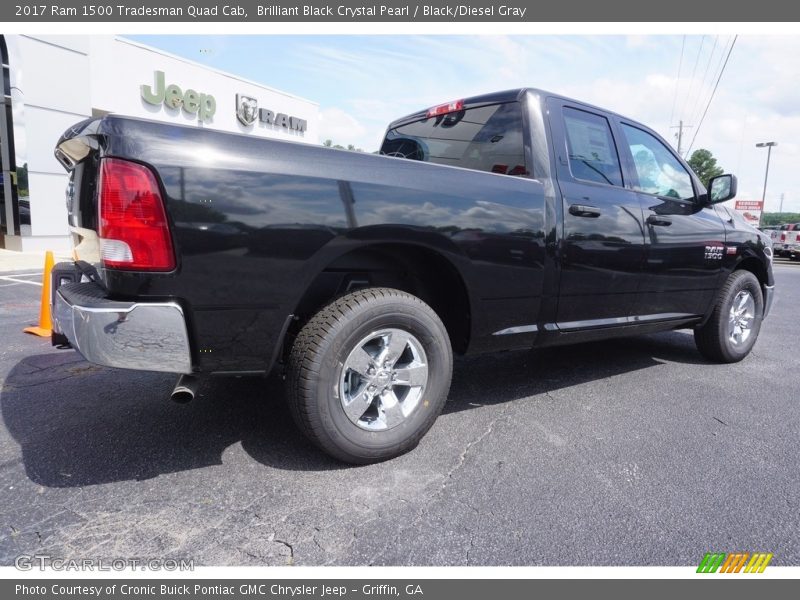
top-left (292, 35), bottom-right (799, 212)
top-left (625, 36), bottom-right (650, 49)
top-left (318, 107), bottom-right (369, 149)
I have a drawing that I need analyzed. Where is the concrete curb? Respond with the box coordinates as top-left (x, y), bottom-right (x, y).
top-left (0, 249), bottom-right (72, 273)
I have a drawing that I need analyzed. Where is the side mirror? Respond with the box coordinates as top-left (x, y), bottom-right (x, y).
top-left (707, 174), bottom-right (737, 204)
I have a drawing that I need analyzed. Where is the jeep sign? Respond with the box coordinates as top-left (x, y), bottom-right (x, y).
top-left (141, 71), bottom-right (216, 123)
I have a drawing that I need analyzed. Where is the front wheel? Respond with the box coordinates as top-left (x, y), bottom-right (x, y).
top-left (287, 288), bottom-right (453, 464)
top-left (694, 270), bottom-right (764, 363)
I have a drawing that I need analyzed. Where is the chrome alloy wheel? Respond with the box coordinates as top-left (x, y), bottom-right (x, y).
top-left (339, 328), bottom-right (429, 431)
top-left (728, 290), bottom-right (755, 346)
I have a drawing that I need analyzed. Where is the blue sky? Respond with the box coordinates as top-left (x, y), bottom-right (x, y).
top-left (131, 35), bottom-right (800, 212)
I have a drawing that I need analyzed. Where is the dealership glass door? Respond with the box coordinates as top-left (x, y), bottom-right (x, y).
top-left (1, 37), bottom-right (7, 238)
top-left (0, 35), bottom-right (18, 240)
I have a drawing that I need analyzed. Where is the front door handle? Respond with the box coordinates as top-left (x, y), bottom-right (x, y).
top-left (647, 215), bottom-right (672, 226)
top-left (569, 204), bottom-right (601, 218)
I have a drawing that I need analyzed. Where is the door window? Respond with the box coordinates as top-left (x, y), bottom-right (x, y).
top-left (562, 107), bottom-right (623, 187)
top-left (621, 124), bottom-right (695, 201)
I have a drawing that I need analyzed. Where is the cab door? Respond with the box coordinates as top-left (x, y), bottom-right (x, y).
top-left (615, 121), bottom-right (726, 317)
top-left (549, 100), bottom-right (646, 328)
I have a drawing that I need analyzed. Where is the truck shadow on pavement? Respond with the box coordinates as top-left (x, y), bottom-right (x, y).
top-left (442, 329), bottom-right (707, 414)
top-left (2, 330), bottom-right (706, 487)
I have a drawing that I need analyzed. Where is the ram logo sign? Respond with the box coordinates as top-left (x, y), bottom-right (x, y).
top-left (235, 93), bottom-right (307, 133)
top-left (236, 94), bottom-right (259, 126)
top-left (697, 552), bottom-right (773, 573)
top-left (704, 245), bottom-right (724, 260)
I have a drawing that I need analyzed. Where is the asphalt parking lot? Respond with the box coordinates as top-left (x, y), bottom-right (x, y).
top-left (1, 262), bottom-right (798, 567)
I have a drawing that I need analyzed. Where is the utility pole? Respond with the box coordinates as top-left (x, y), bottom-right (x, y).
top-left (779, 192), bottom-right (784, 213)
top-left (756, 142), bottom-right (777, 228)
top-left (670, 120), bottom-right (693, 155)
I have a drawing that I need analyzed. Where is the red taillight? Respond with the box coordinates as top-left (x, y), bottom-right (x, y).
top-left (796, 233), bottom-right (800, 242)
top-left (426, 99), bottom-right (464, 118)
top-left (781, 233), bottom-right (786, 242)
top-left (98, 158), bottom-right (175, 271)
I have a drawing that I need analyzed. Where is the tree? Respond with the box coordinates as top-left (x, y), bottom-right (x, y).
top-left (16, 163), bottom-right (28, 192)
top-left (322, 139), bottom-right (344, 149)
top-left (687, 149), bottom-right (724, 185)
top-left (323, 139), bottom-right (363, 152)
top-left (761, 212), bottom-right (800, 226)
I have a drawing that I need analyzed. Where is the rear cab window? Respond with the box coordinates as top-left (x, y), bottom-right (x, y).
top-left (381, 101), bottom-right (529, 177)
top-left (562, 107), bottom-right (624, 187)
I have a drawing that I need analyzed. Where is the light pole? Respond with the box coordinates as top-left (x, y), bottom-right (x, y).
top-left (756, 141), bottom-right (777, 227)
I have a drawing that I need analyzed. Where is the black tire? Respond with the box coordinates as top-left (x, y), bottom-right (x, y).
top-left (287, 288), bottom-right (453, 464)
top-left (694, 270), bottom-right (763, 363)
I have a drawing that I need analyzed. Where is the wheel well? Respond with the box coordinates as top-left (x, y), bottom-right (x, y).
top-left (290, 244), bottom-right (471, 355)
top-left (735, 257), bottom-right (768, 288)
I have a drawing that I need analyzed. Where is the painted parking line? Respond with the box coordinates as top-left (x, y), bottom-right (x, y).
top-left (1, 272), bottom-right (43, 278)
top-left (0, 275), bottom-right (42, 286)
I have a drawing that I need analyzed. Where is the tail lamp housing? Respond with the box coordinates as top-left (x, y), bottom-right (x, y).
top-left (97, 158), bottom-right (176, 271)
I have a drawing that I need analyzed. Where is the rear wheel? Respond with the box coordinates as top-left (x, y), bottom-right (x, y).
top-left (287, 288), bottom-right (452, 464)
top-left (694, 270), bottom-right (763, 363)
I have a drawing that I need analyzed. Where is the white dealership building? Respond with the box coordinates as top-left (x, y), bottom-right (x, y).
top-left (0, 35), bottom-right (320, 252)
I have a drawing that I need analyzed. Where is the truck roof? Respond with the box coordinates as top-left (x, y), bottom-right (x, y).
top-left (386, 88), bottom-right (628, 130)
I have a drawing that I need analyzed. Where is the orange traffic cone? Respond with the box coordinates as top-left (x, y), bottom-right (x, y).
top-left (24, 250), bottom-right (55, 337)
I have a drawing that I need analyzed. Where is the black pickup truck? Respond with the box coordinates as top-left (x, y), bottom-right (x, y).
top-left (52, 88), bottom-right (774, 463)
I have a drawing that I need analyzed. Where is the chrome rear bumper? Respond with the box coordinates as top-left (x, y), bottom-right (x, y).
top-left (53, 282), bottom-right (192, 374)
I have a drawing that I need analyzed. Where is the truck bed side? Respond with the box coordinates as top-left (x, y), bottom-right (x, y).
top-left (62, 115), bottom-right (551, 373)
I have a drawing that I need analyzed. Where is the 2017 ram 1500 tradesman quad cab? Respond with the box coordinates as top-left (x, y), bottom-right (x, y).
top-left (52, 88), bottom-right (774, 463)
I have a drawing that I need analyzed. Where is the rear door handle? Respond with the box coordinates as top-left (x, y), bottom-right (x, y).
top-left (569, 204), bottom-right (601, 218)
top-left (646, 215), bottom-right (672, 226)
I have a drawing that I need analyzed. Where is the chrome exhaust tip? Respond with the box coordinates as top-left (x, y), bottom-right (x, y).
top-left (171, 374), bottom-right (198, 404)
